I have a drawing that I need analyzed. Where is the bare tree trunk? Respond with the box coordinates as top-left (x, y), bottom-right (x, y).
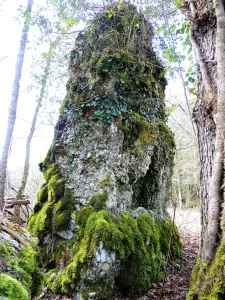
top-left (187, 0), bottom-right (219, 261)
top-left (184, 1), bottom-right (225, 297)
top-left (175, 152), bottom-right (183, 209)
top-left (177, 167), bottom-right (182, 209)
top-left (202, 0), bottom-right (225, 260)
top-left (0, 0), bottom-right (33, 212)
top-left (186, 169), bottom-right (190, 206)
top-left (14, 40), bottom-right (57, 222)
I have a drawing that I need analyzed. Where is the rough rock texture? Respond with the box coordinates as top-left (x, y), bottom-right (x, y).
top-left (29, 3), bottom-right (181, 299)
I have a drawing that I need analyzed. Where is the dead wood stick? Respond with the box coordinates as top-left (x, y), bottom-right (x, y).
top-left (6, 200), bottom-right (30, 206)
top-left (0, 224), bottom-right (28, 246)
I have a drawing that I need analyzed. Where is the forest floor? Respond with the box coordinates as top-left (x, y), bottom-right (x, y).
top-left (38, 208), bottom-right (200, 300)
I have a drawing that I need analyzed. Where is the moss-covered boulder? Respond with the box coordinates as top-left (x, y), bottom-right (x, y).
top-left (29, 3), bottom-right (181, 299)
top-left (0, 221), bottom-right (43, 299)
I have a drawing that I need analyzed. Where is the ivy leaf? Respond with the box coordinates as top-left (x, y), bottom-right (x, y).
top-left (188, 76), bottom-right (195, 83)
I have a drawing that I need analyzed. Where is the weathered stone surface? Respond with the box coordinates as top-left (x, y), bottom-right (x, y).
top-left (29, 3), bottom-right (180, 299)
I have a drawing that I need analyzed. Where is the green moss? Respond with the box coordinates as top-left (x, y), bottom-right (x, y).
top-left (53, 189), bottom-right (74, 232)
top-left (94, 50), bottom-right (133, 79)
top-left (120, 112), bottom-right (158, 153)
top-left (30, 160), bottom-right (74, 236)
top-left (44, 164), bottom-right (58, 181)
top-left (37, 184), bottom-right (48, 203)
top-left (101, 171), bottom-right (112, 187)
top-left (89, 191), bottom-right (109, 211)
top-left (157, 217), bottom-right (182, 260)
top-left (187, 239), bottom-right (225, 300)
top-left (0, 240), bottom-right (43, 297)
top-left (30, 191), bottom-right (74, 235)
top-left (39, 141), bottom-right (57, 172)
top-left (48, 175), bottom-right (65, 201)
top-left (0, 274), bottom-right (28, 300)
top-left (53, 209), bottom-right (72, 232)
top-left (45, 209), bottom-right (181, 297)
top-left (76, 206), bottom-right (93, 228)
top-left (59, 95), bottom-right (70, 113)
top-left (156, 121), bottom-right (175, 165)
top-left (29, 202), bottom-right (53, 235)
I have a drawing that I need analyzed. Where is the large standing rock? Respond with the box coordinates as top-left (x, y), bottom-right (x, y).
top-left (29, 3), bottom-right (181, 299)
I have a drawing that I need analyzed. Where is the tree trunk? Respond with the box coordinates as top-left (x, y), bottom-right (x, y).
top-left (175, 153), bottom-right (183, 209)
top-left (188, 0), bottom-right (218, 260)
top-left (0, 0), bottom-right (33, 212)
top-left (14, 42), bottom-right (55, 222)
top-left (187, 0), bottom-right (225, 298)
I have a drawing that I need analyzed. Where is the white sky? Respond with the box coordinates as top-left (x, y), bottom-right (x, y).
top-left (0, 0), bottom-right (55, 175)
top-left (0, 0), bottom-right (184, 180)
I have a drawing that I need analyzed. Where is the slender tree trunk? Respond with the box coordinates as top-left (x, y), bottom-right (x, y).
top-left (186, 169), bottom-right (190, 206)
top-left (175, 152), bottom-right (183, 209)
top-left (177, 167), bottom-right (182, 209)
top-left (14, 40), bottom-right (57, 222)
top-left (0, 0), bottom-right (33, 212)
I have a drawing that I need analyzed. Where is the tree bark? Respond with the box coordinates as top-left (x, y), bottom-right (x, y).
top-left (0, 0), bottom-right (33, 212)
top-left (187, 0), bottom-right (225, 261)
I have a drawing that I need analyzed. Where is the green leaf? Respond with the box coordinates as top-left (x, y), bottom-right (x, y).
top-left (117, 1), bottom-right (122, 11)
top-left (171, 25), bottom-right (176, 32)
top-left (189, 99), bottom-right (196, 105)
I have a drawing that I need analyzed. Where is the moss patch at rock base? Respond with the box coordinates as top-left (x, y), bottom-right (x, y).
top-left (187, 239), bottom-right (225, 300)
top-left (0, 239), bottom-right (43, 297)
top-left (44, 208), bottom-right (181, 298)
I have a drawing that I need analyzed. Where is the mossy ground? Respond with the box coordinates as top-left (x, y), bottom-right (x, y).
top-left (43, 208), bottom-right (181, 298)
top-left (0, 240), bottom-right (43, 297)
top-left (187, 239), bottom-right (225, 300)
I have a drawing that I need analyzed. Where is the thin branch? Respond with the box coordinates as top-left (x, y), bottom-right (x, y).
top-left (0, 56), bottom-right (7, 63)
top-left (0, 223), bottom-right (28, 246)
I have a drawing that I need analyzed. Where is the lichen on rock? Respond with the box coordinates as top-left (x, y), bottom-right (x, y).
top-left (29, 2), bottom-right (180, 299)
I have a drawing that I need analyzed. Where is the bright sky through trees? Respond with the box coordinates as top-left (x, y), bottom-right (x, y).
top-left (0, 0), bottom-right (55, 171)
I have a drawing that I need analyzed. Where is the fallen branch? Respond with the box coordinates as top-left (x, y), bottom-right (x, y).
top-left (5, 200), bottom-right (30, 208)
top-left (0, 223), bottom-right (28, 246)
